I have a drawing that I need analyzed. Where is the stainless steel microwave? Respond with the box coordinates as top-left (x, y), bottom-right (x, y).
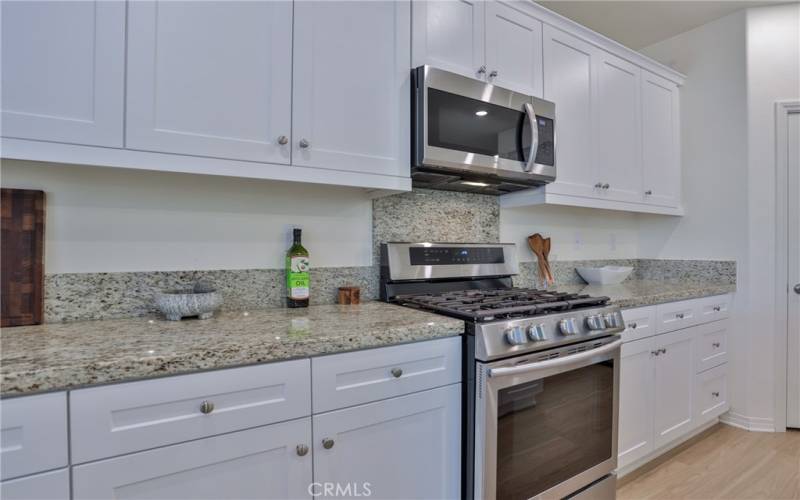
top-left (411, 65), bottom-right (556, 194)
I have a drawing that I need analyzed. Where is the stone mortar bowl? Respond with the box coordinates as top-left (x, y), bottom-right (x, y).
top-left (155, 288), bottom-right (223, 321)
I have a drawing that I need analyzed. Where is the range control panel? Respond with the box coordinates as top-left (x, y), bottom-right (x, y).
top-left (409, 246), bottom-right (505, 265)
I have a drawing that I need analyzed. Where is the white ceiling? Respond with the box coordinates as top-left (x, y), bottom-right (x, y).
top-left (537, 1), bottom-right (794, 49)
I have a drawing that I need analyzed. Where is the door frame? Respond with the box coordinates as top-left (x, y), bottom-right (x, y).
top-left (774, 100), bottom-right (800, 432)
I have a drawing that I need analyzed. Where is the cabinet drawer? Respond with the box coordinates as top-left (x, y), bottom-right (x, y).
top-left (73, 418), bottom-right (312, 500)
top-left (695, 364), bottom-right (728, 424)
top-left (71, 359), bottom-right (310, 463)
top-left (694, 320), bottom-right (729, 373)
top-left (0, 393), bottom-right (68, 480)
top-left (697, 294), bottom-right (731, 323)
top-left (0, 468), bottom-right (69, 500)
top-left (312, 337), bottom-right (461, 413)
top-left (656, 299), bottom-right (698, 334)
top-left (621, 306), bottom-right (657, 342)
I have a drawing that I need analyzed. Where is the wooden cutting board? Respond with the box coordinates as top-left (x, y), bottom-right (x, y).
top-left (1, 189), bottom-right (45, 327)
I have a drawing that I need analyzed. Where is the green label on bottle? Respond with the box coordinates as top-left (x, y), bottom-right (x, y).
top-left (287, 256), bottom-right (310, 299)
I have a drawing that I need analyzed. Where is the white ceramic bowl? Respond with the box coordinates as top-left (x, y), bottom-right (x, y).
top-left (575, 266), bottom-right (634, 285)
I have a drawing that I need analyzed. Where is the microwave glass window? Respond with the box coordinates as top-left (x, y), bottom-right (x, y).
top-left (495, 360), bottom-right (614, 500)
top-left (534, 116), bottom-right (554, 166)
top-left (427, 89), bottom-right (531, 162)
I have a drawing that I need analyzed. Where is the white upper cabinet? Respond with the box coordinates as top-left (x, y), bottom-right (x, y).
top-left (485, 2), bottom-right (543, 97)
top-left (292, 0), bottom-right (410, 176)
top-left (0, 0), bottom-right (125, 147)
top-left (541, 26), bottom-right (597, 199)
top-left (594, 52), bottom-right (642, 203)
top-left (642, 70), bottom-right (682, 208)
top-left (125, 1), bottom-right (293, 164)
top-left (412, 0), bottom-right (485, 80)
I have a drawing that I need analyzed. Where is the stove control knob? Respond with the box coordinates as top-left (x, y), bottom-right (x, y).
top-left (586, 315), bottom-right (607, 330)
top-left (559, 318), bottom-right (579, 336)
top-left (504, 327), bottom-right (528, 346)
top-left (527, 323), bottom-right (548, 342)
top-left (604, 311), bottom-right (624, 329)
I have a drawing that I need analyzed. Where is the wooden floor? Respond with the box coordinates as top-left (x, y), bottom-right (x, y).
top-left (617, 424), bottom-right (800, 500)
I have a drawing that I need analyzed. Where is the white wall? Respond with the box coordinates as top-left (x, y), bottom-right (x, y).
top-left (641, 3), bottom-right (800, 429)
top-left (0, 159), bottom-right (374, 273)
top-left (500, 205), bottom-right (640, 262)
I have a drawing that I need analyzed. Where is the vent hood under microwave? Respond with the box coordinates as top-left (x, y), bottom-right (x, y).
top-left (411, 66), bottom-right (556, 195)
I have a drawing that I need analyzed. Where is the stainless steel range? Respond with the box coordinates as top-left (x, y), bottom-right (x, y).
top-left (381, 242), bottom-right (623, 500)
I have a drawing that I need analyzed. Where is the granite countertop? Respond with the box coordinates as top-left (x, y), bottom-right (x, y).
top-left (557, 279), bottom-right (736, 309)
top-left (0, 302), bottom-right (464, 398)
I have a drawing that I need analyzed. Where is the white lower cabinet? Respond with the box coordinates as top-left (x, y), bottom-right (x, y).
top-left (0, 469), bottom-right (69, 500)
top-left (73, 418), bottom-right (313, 500)
top-left (618, 337), bottom-right (656, 469)
top-left (313, 384), bottom-right (461, 500)
top-left (695, 364), bottom-right (729, 425)
top-left (652, 328), bottom-right (695, 449)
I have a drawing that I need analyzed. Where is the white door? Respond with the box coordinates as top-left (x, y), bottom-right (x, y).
top-left (542, 26), bottom-right (597, 199)
top-left (0, 0), bottom-right (125, 146)
top-left (594, 52), bottom-right (642, 204)
top-left (313, 385), bottom-right (461, 500)
top-left (653, 329), bottom-right (695, 448)
top-left (73, 419), bottom-right (312, 500)
top-left (618, 337), bottom-right (656, 469)
top-left (411, 0), bottom-right (485, 80)
top-left (641, 70), bottom-right (681, 207)
top-left (484, 1), bottom-right (543, 97)
top-left (788, 110), bottom-right (800, 428)
top-left (292, 0), bottom-right (410, 177)
top-left (126, 1), bottom-right (293, 163)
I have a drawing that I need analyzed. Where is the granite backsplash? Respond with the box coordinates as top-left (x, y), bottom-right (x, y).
top-left (40, 189), bottom-right (736, 322)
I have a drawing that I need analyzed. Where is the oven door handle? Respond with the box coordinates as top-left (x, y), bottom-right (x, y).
top-left (522, 102), bottom-right (539, 173)
top-left (488, 339), bottom-right (622, 378)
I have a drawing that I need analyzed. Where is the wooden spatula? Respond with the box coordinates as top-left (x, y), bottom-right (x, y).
top-left (527, 233), bottom-right (554, 286)
top-left (543, 237), bottom-right (554, 285)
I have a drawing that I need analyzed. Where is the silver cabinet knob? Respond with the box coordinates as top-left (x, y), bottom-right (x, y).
top-left (200, 400), bottom-right (214, 414)
top-left (628, 322), bottom-right (638, 330)
top-left (712, 342), bottom-right (721, 348)
top-left (489, 70), bottom-right (498, 78)
top-left (645, 190), bottom-right (653, 195)
top-left (390, 367), bottom-right (403, 378)
top-left (296, 444), bottom-right (309, 456)
top-left (559, 318), bottom-right (579, 336)
top-left (595, 182), bottom-right (603, 188)
top-left (322, 438), bottom-right (335, 450)
top-left (299, 138), bottom-right (310, 149)
top-left (676, 313), bottom-right (685, 319)
top-left (504, 326), bottom-right (527, 345)
top-left (477, 65), bottom-right (486, 76)
top-left (713, 306), bottom-right (721, 312)
top-left (794, 284), bottom-right (800, 294)
top-left (660, 348), bottom-right (667, 354)
top-left (277, 135), bottom-right (289, 145)
top-left (651, 350), bottom-right (660, 356)
top-left (602, 183), bottom-right (610, 189)
top-left (712, 391), bottom-right (720, 398)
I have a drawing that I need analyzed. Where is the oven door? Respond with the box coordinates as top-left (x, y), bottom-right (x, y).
top-left (475, 337), bottom-right (620, 500)
top-left (414, 66), bottom-right (556, 184)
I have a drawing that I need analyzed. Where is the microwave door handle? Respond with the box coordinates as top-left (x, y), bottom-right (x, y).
top-left (488, 339), bottom-right (622, 378)
top-left (522, 102), bottom-right (539, 172)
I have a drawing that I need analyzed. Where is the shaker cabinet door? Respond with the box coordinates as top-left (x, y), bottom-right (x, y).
top-left (292, 0), bottom-right (410, 177)
top-left (126, 0), bottom-right (293, 163)
top-left (594, 52), bottom-right (643, 204)
top-left (485, 1), bottom-right (543, 97)
top-left (641, 70), bottom-right (681, 208)
top-left (1, 0), bottom-right (125, 146)
top-left (653, 329), bottom-right (695, 449)
top-left (618, 337), bottom-right (656, 469)
top-left (542, 26), bottom-right (597, 198)
top-left (313, 385), bottom-right (461, 500)
top-left (73, 419), bottom-right (313, 500)
top-left (411, 0), bottom-right (485, 80)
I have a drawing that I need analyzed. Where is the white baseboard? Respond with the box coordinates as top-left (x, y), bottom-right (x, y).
top-left (720, 411), bottom-right (776, 432)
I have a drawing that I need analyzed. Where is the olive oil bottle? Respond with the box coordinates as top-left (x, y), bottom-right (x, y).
top-left (286, 228), bottom-right (310, 308)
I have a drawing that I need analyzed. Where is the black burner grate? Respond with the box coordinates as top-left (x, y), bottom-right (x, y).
top-left (397, 288), bottom-right (610, 321)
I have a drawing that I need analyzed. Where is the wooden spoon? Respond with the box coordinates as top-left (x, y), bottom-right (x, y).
top-left (543, 237), bottom-right (554, 285)
top-left (527, 234), bottom-right (553, 287)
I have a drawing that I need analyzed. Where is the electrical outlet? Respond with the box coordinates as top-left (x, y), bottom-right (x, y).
top-left (573, 232), bottom-right (583, 252)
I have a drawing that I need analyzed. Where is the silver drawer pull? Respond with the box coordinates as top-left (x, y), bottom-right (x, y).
top-left (629, 322), bottom-right (638, 329)
top-left (651, 350), bottom-right (660, 356)
top-left (712, 391), bottom-right (720, 398)
top-left (659, 348), bottom-right (667, 354)
top-left (712, 342), bottom-right (721, 348)
top-left (713, 306), bottom-right (722, 312)
top-left (676, 313), bottom-right (685, 319)
top-left (296, 444), bottom-right (309, 456)
top-left (390, 367), bottom-right (403, 378)
top-left (322, 438), bottom-right (335, 450)
top-left (199, 400), bottom-right (215, 414)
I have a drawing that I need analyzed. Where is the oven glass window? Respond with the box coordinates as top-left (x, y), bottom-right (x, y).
top-left (427, 89), bottom-right (531, 162)
top-left (495, 360), bottom-right (614, 500)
